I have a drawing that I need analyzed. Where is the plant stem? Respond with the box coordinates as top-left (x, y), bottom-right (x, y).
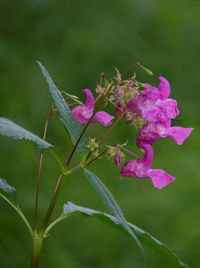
top-left (41, 173), bottom-right (63, 231)
top-left (85, 149), bottom-right (108, 166)
top-left (0, 193), bottom-right (33, 236)
top-left (34, 113), bottom-right (49, 230)
top-left (98, 113), bottom-right (125, 145)
top-left (44, 214), bottom-right (68, 236)
top-left (41, 163), bottom-right (82, 232)
top-left (41, 84), bottom-right (114, 232)
top-left (30, 232), bottom-right (43, 268)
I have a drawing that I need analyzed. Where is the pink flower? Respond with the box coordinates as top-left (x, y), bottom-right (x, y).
top-left (120, 144), bottom-right (175, 189)
top-left (137, 123), bottom-right (193, 147)
top-left (143, 76), bottom-right (171, 101)
top-left (72, 89), bottom-right (114, 126)
top-left (127, 76), bottom-right (179, 125)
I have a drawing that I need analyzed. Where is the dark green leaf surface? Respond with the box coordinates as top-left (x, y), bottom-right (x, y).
top-left (0, 118), bottom-right (52, 150)
top-left (63, 202), bottom-right (188, 268)
top-left (84, 169), bottom-right (144, 254)
top-left (38, 62), bottom-right (88, 153)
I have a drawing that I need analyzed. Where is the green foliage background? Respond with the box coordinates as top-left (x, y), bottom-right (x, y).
top-left (0, 1), bottom-right (199, 267)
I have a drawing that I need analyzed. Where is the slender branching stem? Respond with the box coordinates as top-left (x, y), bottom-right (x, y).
top-left (44, 214), bottom-right (68, 237)
top-left (64, 82), bottom-right (114, 167)
top-left (0, 193), bottom-right (33, 236)
top-left (98, 113), bottom-right (125, 146)
top-left (34, 112), bottom-right (50, 230)
top-left (121, 147), bottom-right (139, 158)
top-left (84, 151), bottom-right (92, 163)
top-left (85, 149), bottom-right (108, 166)
top-left (41, 173), bottom-right (63, 232)
top-left (41, 83), bottom-right (114, 233)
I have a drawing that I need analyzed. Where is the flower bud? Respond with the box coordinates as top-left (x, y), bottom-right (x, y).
top-left (114, 154), bottom-right (121, 166)
top-left (87, 138), bottom-right (99, 152)
top-left (107, 145), bottom-right (125, 167)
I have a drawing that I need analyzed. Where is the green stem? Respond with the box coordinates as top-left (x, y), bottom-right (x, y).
top-left (34, 113), bottom-right (49, 230)
top-left (85, 149), bottom-right (108, 166)
top-left (30, 232), bottom-right (44, 268)
top-left (17, 206), bottom-right (33, 236)
top-left (44, 214), bottom-right (68, 236)
top-left (0, 193), bottom-right (33, 236)
top-left (64, 82), bottom-right (114, 168)
top-left (41, 164), bottom-right (82, 231)
top-left (98, 113), bottom-right (125, 145)
top-left (41, 84), bottom-right (114, 233)
top-left (41, 173), bottom-right (63, 231)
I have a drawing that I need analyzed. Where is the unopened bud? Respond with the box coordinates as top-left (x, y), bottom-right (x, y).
top-left (107, 145), bottom-right (125, 167)
top-left (87, 138), bottom-right (99, 152)
top-left (114, 154), bottom-right (121, 166)
top-left (136, 62), bottom-right (154, 76)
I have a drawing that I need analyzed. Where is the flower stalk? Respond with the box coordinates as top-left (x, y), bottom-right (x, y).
top-left (34, 112), bottom-right (50, 230)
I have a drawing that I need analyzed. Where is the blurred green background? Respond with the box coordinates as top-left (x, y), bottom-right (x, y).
top-left (0, 0), bottom-right (199, 267)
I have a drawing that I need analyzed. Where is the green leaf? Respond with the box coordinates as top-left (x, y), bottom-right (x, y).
top-left (0, 117), bottom-right (52, 150)
top-left (37, 61), bottom-right (88, 153)
top-left (62, 202), bottom-right (188, 268)
top-left (0, 178), bottom-right (17, 205)
top-left (84, 169), bottom-right (144, 255)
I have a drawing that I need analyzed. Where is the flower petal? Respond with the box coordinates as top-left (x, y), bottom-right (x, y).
top-left (147, 169), bottom-right (175, 189)
top-left (71, 88), bottom-right (95, 124)
top-left (137, 123), bottom-right (159, 146)
top-left (72, 105), bottom-right (93, 124)
top-left (94, 111), bottom-right (114, 126)
top-left (141, 103), bottom-right (161, 122)
top-left (120, 159), bottom-right (141, 177)
top-left (160, 99), bottom-right (179, 119)
top-left (141, 144), bottom-right (154, 170)
top-left (158, 76), bottom-right (171, 100)
top-left (143, 84), bottom-right (160, 101)
top-left (165, 127), bottom-right (193, 145)
top-left (120, 144), bottom-right (153, 178)
top-left (83, 88), bottom-right (95, 109)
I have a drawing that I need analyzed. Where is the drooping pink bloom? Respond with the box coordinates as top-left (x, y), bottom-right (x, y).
top-left (142, 98), bottom-right (179, 124)
top-left (127, 76), bottom-right (170, 110)
top-left (137, 123), bottom-right (193, 146)
top-left (143, 76), bottom-right (171, 101)
top-left (120, 144), bottom-right (175, 189)
top-left (137, 122), bottom-right (193, 147)
top-left (127, 76), bottom-right (179, 125)
top-left (72, 89), bottom-right (114, 126)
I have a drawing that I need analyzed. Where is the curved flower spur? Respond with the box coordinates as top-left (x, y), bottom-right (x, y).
top-left (71, 70), bottom-right (193, 189)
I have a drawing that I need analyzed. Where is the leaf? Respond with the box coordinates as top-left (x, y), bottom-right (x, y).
top-left (62, 202), bottom-right (188, 268)
top-left (0, 178), bottom-right (17, 206)
top-left (84, 169), bottom-right (144, 255)
top-left (0, 117), bottom-right (52, 150)
top-left (37, 61), bottom-right (88, 153)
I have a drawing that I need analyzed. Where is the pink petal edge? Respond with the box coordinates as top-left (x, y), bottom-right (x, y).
top-left (147, 169), bottom-right (175, 189)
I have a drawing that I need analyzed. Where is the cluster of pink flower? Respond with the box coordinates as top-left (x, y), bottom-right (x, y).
top-left (71, 75), bottom-right (193, 189)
